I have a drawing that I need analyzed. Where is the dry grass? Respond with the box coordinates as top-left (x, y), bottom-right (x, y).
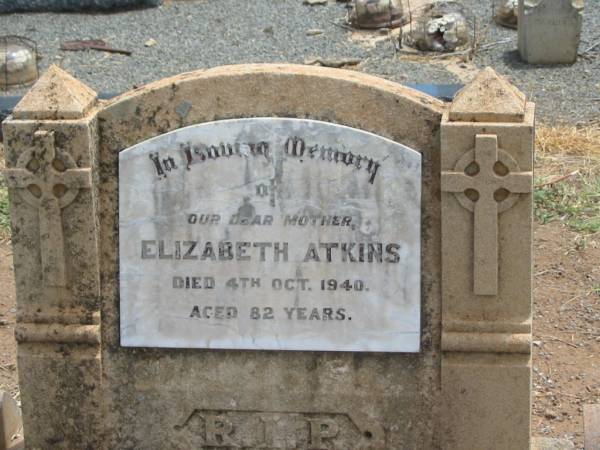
top-left (537, 123), bottom-right (600, 157)
top-left (535, 122), bottom-right (600, 177)
top-left (534, 123), bottom-right (600, 234)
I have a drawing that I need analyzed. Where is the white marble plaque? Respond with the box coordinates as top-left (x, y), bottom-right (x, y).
top-left (119, 118), bottom-right (421, 352)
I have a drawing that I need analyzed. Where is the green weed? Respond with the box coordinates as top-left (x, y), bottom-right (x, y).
top-left (0, 185), bottom-right (10, 238)
top-left (534, 174), bottom-right (600, 233)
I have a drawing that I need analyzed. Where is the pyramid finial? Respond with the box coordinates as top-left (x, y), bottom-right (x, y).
top-left (13, 65), bottom-right (97, 120)
top-left (449, 67), bottom-right (526, 123)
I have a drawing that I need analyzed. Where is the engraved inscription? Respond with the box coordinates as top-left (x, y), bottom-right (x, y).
top-left (441, 134), bottom-right (532, 296)
top-left (173, 409), bottom-right (385, 449)
top-left (119, 118), bottom-right (421, 352)
top-left (2, 131), bottom-right (92, 288)
top-left (148, 134), bottom-right (381, 185)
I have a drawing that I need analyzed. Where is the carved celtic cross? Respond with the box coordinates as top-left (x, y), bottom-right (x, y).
top-left (3, 131), bottom-right (91, 288)
top-left (442, 134), bottom-right (532, 296)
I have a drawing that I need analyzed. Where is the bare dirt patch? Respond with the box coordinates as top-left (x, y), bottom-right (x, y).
top-left (0, 140), bottom-right (18, 400)
top-left (0, 240), bottom-right (18, 403)
top-left (532, 222), bottom-right (600, 448)
top-left (531, 123), bottom-right (599, 449)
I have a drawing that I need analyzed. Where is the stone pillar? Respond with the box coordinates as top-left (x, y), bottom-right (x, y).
top-left (1, 65), bottom-right (102, 449)
top-left (440, 68), bottom-right (534, 450)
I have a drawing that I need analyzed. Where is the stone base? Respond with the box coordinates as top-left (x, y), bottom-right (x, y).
top-left (442, 353), bottom-right (531, 450)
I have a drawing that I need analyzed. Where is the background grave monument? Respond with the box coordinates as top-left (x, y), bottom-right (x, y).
top-left (518, 0), bottom-right (584, 64)
top-left (0, 390), bottom-right (22, 450)
top-left (2, 63), bottom-right (534, 449)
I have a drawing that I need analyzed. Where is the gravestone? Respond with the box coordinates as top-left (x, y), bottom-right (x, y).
top-left (0, 391), bottom-right (22, 450)
top-left (2, 64), bottom-right (534, 449)
top-left (518, 0), bottom-right (584, 64)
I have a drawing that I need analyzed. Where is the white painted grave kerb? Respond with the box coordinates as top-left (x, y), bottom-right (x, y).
top-left (119, 118), bottom-right (421, 352)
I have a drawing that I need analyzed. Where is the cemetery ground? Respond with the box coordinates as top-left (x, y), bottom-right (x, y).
top-left (0, 123), bottom-right (598, 446)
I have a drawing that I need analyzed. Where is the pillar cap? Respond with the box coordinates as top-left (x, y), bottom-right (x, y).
top-left (449, 67), bottom-right (526, 123)
top-left (13, 65), bottom-right (97, 120)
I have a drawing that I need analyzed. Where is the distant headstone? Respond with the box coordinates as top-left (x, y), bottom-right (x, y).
top-left (584, 404), bottom-right (600, 450)
top-left (2, 64), bottom-right (535, 449)
top-left (518, 0), bottom-right (584, 64)
top-left (0, 391), bottom-right (21, 450)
